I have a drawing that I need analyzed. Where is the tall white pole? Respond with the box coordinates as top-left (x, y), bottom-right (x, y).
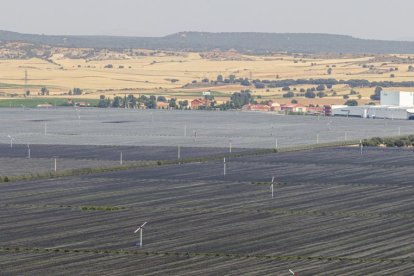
top-left (360, 139), bottom-right (363, 156)
top-left (184, 124), bottom-right (187, 137)
top-left (151, 113), bottom-right (154, 135)
top-left (27, 144), bottom-right (30, 159)
top-left (10, 138), bottom-right (13, 149)
top-left (120, 152), bottom-right (123, 165)
top-left (140, 228), bottom-right (143, 248)
top-left (344, 132), bottom-right (347, 141)
top-left (271, 176), bottom-right (274, 198)
top-left (178, 146), bottom-right (181, 159)
top-left (223, 157), bottom-right (226, 176)
top-left (316, 133), bottom-right (319, 144)
top-left (229, 141), bottom-right (232, 153)
top-left (54, 158), bottom-right (57, 172)
top-left (398, 126), bottom-right (401, 136)
top-left (275, 138), bottom-right (278, 149)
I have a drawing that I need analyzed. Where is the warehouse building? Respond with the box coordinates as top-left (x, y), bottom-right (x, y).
top-left (332, 91), bottom-right (414, 120)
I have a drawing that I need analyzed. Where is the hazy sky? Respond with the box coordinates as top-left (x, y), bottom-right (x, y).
top-left (1, 0), bottom-right (414, 40)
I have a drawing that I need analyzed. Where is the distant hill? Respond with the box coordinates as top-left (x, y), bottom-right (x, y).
top-left (2, 30), bottom-right (414, 54)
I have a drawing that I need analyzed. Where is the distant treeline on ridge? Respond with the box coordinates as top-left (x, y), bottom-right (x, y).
top-left (2, 30), bottom-right (414, 54)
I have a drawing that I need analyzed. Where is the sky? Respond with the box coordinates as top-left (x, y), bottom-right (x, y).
top-left (1, 0), bottom-right (414, 41)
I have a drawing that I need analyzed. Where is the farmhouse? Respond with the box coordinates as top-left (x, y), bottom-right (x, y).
top-left (242, 104), bottom-right (270, 112)
top-left (156, 101), bottom-right (170, 109)
top-left (191, 98), bottom-right (211, 109)
top-left (306, 106), bottom-right (324, 114)
top-left (281, 103), bottom-right (307, 113)
top-left (269, 102), bottom-right (281, 111)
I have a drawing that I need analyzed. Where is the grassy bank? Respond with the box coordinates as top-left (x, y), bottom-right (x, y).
top-left (0, 98), bottom-right (99, 108)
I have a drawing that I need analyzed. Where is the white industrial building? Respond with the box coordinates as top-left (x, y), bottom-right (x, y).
top-left (332, 91), bottom-right (414, 120)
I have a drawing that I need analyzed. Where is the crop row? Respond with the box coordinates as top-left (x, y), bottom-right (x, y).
top-left (1, 246), bottom-right (412, 265)
top-left (2, 203), bottom-right (414, 220)
top-left (0, 140), bottom-right (368, 184)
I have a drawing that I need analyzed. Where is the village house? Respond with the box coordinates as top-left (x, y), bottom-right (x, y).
top-left (156, 101), bottom-right (170, 109)
top-left (242, 104), bottom-right (271, 112)
top-left (281, 104), bottom-right (307, 113)
top-left (191, 98), bottom-right (212, 109)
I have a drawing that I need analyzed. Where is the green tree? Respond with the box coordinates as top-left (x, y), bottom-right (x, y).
top-left (157, 96), bottom-right (167, 102)
top-left (317, 91), bottom-right (326, 98)
top-left (73, 88), bottom-right (82, 95)
top-left (126, 94), bottom-right (137, 108)
top-left (169, 98), bottom-right (177, 108)
top-left (370, 86), bottom-right (382, 100)
top-left (305, 90), bottom-right (316, 98)
top-left (316, 84), bottom-right (325, 91)
top-left (179, 100), bottom-right (189, 109)
top-left (112, 96), bottom-right (122, 108)
top-left (345, 99), bottom-right (358, 106)
top-left (98, 95), bottom-right (107, 108)
top-left (230, 90), bottom-right (252, 108)
top-left (40, 87), bottom-right (49, 96)
top-left (283, 91), bottom-right (294, 98)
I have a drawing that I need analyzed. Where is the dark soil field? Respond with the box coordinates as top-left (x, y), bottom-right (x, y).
top-left (0, 143), bottom-right (249, 161)
top-left (1, 146), bottom-right (414, 275)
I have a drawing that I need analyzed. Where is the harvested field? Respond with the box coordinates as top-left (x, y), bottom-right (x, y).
top-left (1, 147), bottom-right (414, 274)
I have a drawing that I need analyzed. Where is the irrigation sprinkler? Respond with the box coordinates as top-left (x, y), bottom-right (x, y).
top-left (120, 152), bottom-right (123, 165)
top-left (271, 176), bottom-right (274, 198)
top-left (289, 269), bottom-right (298, 276)
top-left (7, 135), bottom-right (14, 149)
top-left (134, 222), bottom-right (148, 248)
top-left (223, 157), bottom-right (226, 176)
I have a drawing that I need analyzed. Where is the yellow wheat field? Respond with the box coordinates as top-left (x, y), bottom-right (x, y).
top-left (1, 51), bottom-right (414, 105)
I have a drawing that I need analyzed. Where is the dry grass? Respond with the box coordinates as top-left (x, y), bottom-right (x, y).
top-left (1, 52), bottom-right (414, 105)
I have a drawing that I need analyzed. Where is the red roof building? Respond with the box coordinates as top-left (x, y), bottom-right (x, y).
top-left (242, 104), bottom-right (271, 112)
top-left (191, 98), bottom-right (212, 109)
top-left (281, 104), bottom-right (307, 113)
top-left (306, 106), bottom-right (324, 114)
